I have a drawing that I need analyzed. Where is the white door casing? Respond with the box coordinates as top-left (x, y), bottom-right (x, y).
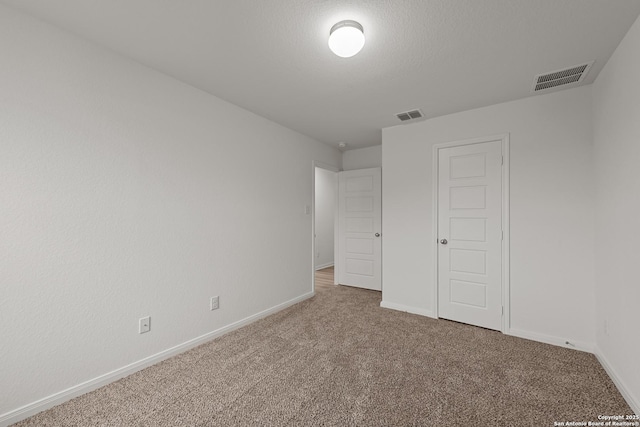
top-left (435, 136), bottom-right (508, 331)
top-left (312, 161), bottom-right (340, 290)
top-left (314, 167), bottom-right (337, 271)
top-left (338, 168), bottom-right (382, 291)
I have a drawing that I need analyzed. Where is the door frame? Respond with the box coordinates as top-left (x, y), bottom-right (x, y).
top-left (312, 161), bottom-right (340, 293)
top-left (431, 134), bottom-right (510, 332)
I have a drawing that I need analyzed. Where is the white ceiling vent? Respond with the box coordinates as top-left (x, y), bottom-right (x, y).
top-left (532, 61), bottom-right (594, 92)
top-left (396, 109), bottom-right (424, 122)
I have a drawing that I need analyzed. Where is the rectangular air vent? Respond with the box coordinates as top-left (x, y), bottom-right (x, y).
top-left (396, 109), bottom-right (424, 122)
top-left (532, 61), bottom-right (594, 92)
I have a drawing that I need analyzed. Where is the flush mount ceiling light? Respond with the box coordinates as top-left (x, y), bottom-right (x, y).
top-left (328, 20), bottom-right (365, 58)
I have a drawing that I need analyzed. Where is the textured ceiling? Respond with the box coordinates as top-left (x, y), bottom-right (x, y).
top-left (3, 0), bottom-right (640, 149)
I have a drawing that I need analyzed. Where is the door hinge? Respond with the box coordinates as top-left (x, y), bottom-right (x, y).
top-left (501, 156), bottom-right (504, 165)
top-left (501, 230), bottom-right (504, 240)
top-left (502, 306), bottom-right (504, 316)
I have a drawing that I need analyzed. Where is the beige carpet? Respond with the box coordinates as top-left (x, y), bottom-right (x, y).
top-left (15, 271), bottom-right (630, 426)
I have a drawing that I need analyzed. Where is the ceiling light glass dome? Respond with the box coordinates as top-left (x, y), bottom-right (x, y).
top-left (328, 20), bottom-right (365, 58)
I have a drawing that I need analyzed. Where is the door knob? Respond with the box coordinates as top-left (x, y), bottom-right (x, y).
top-left (375, 233), bottom-right (381, 237)
top-left (440, 239), bottom-right (448, 245)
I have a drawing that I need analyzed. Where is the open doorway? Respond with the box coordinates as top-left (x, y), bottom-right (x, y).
top-left (313, 163), bottom-right (338, 291)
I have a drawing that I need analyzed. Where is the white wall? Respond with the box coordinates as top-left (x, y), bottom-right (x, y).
top-left (0, 4), bottom-right (341, 421)
top-left (314, 168), bottom-right (336, 269)
top-left (592, 14), bottom-right (640, 413)
top-left (342, 145), bottom-right (382, 171)
top-left (382, 86), bottom-right (595, 349)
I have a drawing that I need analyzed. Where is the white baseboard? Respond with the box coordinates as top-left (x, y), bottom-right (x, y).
top-left (594, 346), bottom-right (640, 415)
top-left (0, 291), bottom-right (315, 427)
top-left (315, 262), bottom-right (334, 271)
top-left (380, 300), bottom-right (436, 319)
top-left (506, 328), bottom-right (593, 353)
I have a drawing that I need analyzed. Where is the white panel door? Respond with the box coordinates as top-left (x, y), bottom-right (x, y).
top-left (438, 141), bottom-right (502, 330)
top-left (338, 168), bottom-right (382, 291)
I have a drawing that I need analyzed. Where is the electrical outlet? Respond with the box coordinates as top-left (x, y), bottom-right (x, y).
top-left (210, 296), bottom-right (219, 311)
top-left (139, 316), bottom-right (150, 334)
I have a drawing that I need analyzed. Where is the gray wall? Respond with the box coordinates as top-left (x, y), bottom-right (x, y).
top-left (593, 13), bottom-right (640, 414)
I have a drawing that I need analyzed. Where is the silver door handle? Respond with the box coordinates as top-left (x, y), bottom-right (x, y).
top-left (375, 233), bottom-right (380, 237)
top-left (440, 239), bottom-right (448, 245)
